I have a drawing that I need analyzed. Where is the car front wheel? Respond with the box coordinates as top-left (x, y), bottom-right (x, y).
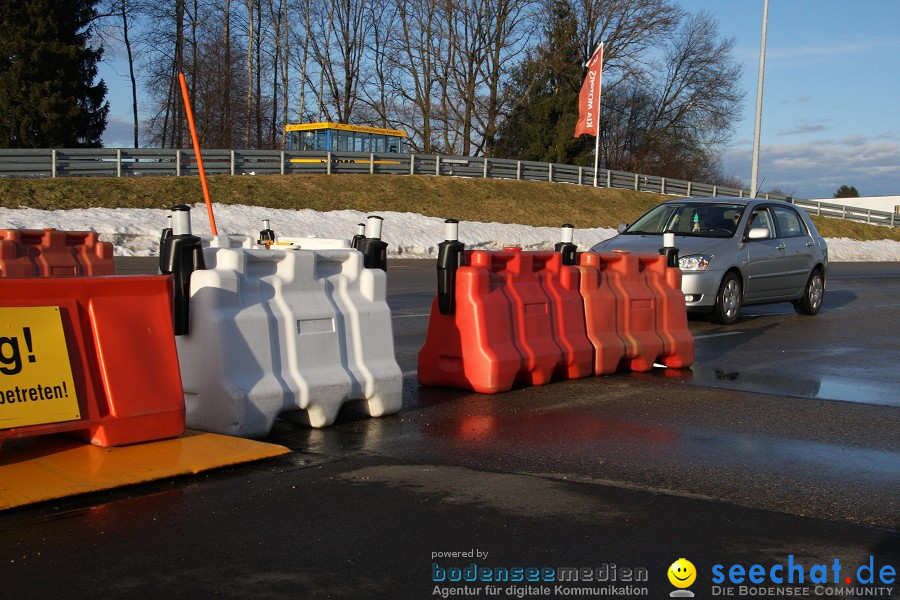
top-left (710, 272), bottom-right (742, 325)
top-left (793, 269), bottom-right (824, 315)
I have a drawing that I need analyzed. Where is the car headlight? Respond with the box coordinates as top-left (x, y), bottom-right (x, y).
top-left (678, 254), bottom-right (713, 271)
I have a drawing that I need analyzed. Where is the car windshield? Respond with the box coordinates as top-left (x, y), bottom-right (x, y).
top-left (624, 202), bottom-right (747, 238)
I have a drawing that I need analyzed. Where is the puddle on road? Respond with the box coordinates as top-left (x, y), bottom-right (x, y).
top-left (687, 367), bottom-right (899, 408)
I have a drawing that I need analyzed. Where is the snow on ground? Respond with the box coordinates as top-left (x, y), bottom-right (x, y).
top-left (1, 203), bottom-right (899, 261)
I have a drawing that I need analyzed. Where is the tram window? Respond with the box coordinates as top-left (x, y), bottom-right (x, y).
top-left (335, 130), bottom-right (349, 151)
top-left (311, 130), bottom-right (324, 151)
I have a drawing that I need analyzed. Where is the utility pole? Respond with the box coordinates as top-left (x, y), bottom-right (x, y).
top-left (750, 0), bottom-right (769, 198)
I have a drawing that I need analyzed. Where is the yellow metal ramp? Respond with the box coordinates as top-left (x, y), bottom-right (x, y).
top-left (0, 430), bottom-right (291, 510)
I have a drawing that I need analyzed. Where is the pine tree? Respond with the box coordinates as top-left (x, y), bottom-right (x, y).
top-left (833, 185), bottom-right (860, 198)
top-left (0, 0), bottom-right (108, 147)
top-left (493, 0), bottom-right (593, 165)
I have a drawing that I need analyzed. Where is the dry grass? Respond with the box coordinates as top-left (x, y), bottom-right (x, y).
top-left (1, 174), bottom-right (897, 240)
top-left (809, 215), bottom-right (900, 241)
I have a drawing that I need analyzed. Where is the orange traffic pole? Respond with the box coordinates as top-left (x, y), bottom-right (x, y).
top-left (178, 72), bottom-right (218, 235)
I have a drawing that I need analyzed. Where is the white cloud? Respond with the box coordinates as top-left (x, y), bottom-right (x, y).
top-left (840, 135), bottom-right (867, 146)
top-left (777, 121), bottom-right (830, 136)
top-left (781, 96), bottom-right (811, 105)
top-left (722, 138), bottom-right (900, 198)
top-left (101, 113), bottom-right (136, 149)
top-left (766, 37), bottom-right (900, 60)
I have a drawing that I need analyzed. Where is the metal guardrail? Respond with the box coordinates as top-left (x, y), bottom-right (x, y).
top-left (0, 148), bottom-right (895, 228)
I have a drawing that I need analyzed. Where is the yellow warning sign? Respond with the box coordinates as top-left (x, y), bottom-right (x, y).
top-left (0, 307), bottom-right (81, 430)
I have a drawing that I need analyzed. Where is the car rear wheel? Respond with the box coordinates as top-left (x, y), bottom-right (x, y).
top-left (793, 269), bottom-right (824, 315)
top-left (710, 272), bottom-right (742, 325)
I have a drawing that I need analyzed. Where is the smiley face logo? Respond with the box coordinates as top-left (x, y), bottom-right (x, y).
top-left (668, 558), bottom-right (696, 588)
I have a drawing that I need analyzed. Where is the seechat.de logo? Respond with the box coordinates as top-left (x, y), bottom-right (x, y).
top-left (668, 558), bottom-right (697, 598)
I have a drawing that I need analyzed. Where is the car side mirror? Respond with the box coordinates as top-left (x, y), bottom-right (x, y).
top-left (616, 223), bottom-right (628, 234)
top-left (746, 227), bottom-right (770, 240)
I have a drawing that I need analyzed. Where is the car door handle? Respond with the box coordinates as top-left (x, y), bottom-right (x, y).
top-left (806, 241), bottom-right (815, 247)
top-left (776, 243), bottom-right (785, 251)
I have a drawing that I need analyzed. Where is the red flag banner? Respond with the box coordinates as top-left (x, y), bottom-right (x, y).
top-left (574, 44), bottom-right (604, 138)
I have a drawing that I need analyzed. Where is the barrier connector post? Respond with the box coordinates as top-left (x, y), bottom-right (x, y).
top-left (554, 223), bottom-right (578, 266)
top-left (350, 222), bottom-right (366, 249)
top-left (659, 232), bottom-right (680, 268)
top-left (258, 218), bottom-right (276, 249)
top-left (161, 204), bottom-right (206, 335)
top-left (358, 215), bottom-right (388, 271)
top-left (437, 218), bottom-right (466, 315)
top-left (158, 213), bottom-right (173, 273)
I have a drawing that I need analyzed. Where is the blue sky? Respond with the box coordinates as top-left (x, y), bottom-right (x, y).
top-left (97, 0), bottom-right (900, 199)
top-left (677, 0), bottom-right (900, 198)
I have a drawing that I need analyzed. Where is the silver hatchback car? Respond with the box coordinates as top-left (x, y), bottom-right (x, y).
top-left (590, 198), bottom-right (828, 324)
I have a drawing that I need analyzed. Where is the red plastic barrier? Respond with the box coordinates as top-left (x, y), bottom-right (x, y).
top-left (580, 251), bottom-right (663, 372)
top-left (418, 251), bottom-right (523, 393)
top-left (640, 254), bottom-right (693, 368)
top-left (484, 248), bottom-right (562, 386)
top-left (0, 276), bottom-right (184, 447)
top-left (531, 252), bottom-right (593, 379)
top-left (0, 228), bottom-right (115, 278)
top-left (576, 254), bottom-right (625, 374)
top-left (419, 249), bottom-right (597, 393)
top-left (419, 248), bottom-right (692, 393)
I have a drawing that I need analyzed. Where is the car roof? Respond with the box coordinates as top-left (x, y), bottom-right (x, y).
top-left (663, 197), bottom-right (751, 205)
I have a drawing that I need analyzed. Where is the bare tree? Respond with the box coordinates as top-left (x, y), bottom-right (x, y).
top-left (390, 0), bottom-right (447, 152)
top-left (274, 0), bottom-right (290, 146)
top-left (307, 0), bottom-right (336, 121)
top-left (138, 1), bottom-right (189, 148)
top-left (599, 11), bottom-right (743, 179)
top-left (575, 0), bottom-right (681, 88)
top-left (104, 0), bottom-right (742, 167)
top-left (474, 0), bottom-right (536, 156)
top-left (359, 0), bottom-right (400, 128)
top-left (96, 0), bottom-right (142, 147)
top-left (244, 0), bottom-right (255, 146)
top-left (443, 0), bottom-right (485, 155)
top-left (294, 0), bottom-right (313, 122)
top-left (309, 0), bottom-right (369, 124)
top-left (120, 0), bottom-right (140, 147)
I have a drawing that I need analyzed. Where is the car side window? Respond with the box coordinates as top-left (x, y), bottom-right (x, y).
top-left (747, 207), bottom-right (775, 238)
top-left (772, 206), bottom-right (808, 238)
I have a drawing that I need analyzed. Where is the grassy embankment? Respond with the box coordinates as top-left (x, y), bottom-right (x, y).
top-left (0, 174), bottom-right (897, 241)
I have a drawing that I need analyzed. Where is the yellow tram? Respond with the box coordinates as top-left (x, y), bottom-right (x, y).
top-left (285, 123), bottom-right (407, 164)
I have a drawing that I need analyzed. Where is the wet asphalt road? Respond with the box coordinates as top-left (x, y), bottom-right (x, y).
top-left (2, 258), bottom-right (898, 599)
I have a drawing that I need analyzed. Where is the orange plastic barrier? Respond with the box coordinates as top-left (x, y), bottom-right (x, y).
top-left (419, 249), bottom-right (597, 393)
top-left (0, 276), bottom-right (184, 447)
top-left (418, 251), bottom-right (522, 393)
top-left (486, 248), bottom-right (562, 386)
top-left (581, 251), bottom-right (663, 372)
top-left (531, 251), bottom-right (593, 379)
top-left (576, 254), bottom-right (625, 374)
top-left (419, 247), bottom-right (693, 393)
top-left (0, 229), bottom-right (115, 278)
top-left (578, 251), bottom-right (693, 372)
top-left (640, 254), bottom-right (694, 368)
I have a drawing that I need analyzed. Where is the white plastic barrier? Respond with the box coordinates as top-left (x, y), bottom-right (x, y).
top-left (197, 234), bottom-right (351, 250)
top-left (277, 236), bottom-right (350, 249)
top-left (176, 246), bottom-right (402, 435)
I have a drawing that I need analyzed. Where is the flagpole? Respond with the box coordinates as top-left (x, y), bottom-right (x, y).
top-left (592, 43), bottom-right (603, 187)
